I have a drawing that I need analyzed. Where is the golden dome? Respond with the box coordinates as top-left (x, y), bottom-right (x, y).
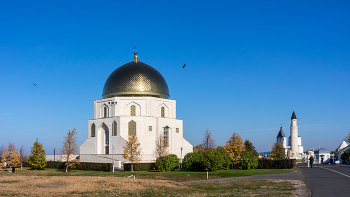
top-left (102, 60), bottom-right (170, 99)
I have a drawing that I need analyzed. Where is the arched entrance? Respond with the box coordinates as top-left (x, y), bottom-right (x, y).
top-left (97, 123), bottom-right (109, 154)
top-left (105, 130), bottom-right (109, 154)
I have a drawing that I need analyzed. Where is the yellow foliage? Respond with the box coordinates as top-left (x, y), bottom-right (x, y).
top-left (1, 143), bottom-right (20, 168)
top-left (123, 134), bottom-right (142, 171)
top-left (224, 132), bottom-right (245, 164)
top-left (269, 142), bottom-right (285, 159)
top-left (61, 128), bottom-right (79, 172)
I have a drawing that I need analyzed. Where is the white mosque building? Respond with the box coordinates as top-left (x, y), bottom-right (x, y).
top-left (80, 50), bottom-right (193, 165)
top-left (276, 110), bottom-right (304, 159)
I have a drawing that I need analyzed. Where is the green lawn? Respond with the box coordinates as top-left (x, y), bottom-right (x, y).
top-left (1, 167), bottom-right (295, 182)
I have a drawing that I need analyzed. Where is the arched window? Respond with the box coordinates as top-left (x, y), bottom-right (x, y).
top-left (112, 121), bottom-right (117, 136)
top-left (103, 106), bottom-right (108, 118)
top-left (163, 126), bottom-right (169, 146)
top-left (105, 130), bottom-right (109, 154)
top-left (91, 123), bottom-right (95, 137)
top-left (161, 107), bottom-right (165, 117)
top-left (128, 120), bottom-right (136, 135)
top-left (130, 105), bottom-right (136, 116)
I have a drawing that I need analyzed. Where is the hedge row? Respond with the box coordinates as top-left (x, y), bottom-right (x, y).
top-left (256, 159), bottom-right (296, 169)
top-left (123, 163), bottom-right (156, 171)
top-left (45, 161), bottom-right (112, 172)
top-left (230, 159), bottom-right (296, 169)
top-left (122, 159), bottom-right (296, 171)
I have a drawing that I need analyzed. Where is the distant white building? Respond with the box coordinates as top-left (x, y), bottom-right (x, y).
top-left (79, 51), bottom-right (193, 165)
top-left (335, 140), bottom-right (349, 163)
top-left (314, 148), bottom-right (330, 164)
top-left (276, 110), bottom-right (304, 159)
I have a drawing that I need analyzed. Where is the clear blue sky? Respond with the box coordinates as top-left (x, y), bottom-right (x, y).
top-left (1, 1), bottom-right (349, 154)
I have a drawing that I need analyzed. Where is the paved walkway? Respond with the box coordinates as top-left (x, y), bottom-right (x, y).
top-left (298, 163), bottom-right (350, 197)
top-left (179, 171), bottom-right (303, 184)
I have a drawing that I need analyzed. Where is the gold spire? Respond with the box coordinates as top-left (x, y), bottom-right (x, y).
top-left (133, 46), bottom-right (138, 61)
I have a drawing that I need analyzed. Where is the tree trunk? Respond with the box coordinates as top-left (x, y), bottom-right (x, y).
top-left (131, 163), bottom-right (133, 172)
top-left (66, 155), bottom-right (69, 172)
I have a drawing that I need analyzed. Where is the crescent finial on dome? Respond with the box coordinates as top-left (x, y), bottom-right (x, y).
top-left (133, 46), bottom-right (138, 61)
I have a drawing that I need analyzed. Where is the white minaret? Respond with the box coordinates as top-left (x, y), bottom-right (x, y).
top-left (290, 109), bottom-right (298, 158)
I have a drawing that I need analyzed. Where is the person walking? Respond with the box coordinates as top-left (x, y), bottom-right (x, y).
top-left (309, 156), bottom-right (314, 168)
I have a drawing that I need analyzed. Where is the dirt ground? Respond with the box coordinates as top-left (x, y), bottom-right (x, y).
top-left (0, 175), bottom-right (309, 196)
top-left (289, 180), bottom-right (310, 197)
top-left (0, 175), bottom-right (188, 196)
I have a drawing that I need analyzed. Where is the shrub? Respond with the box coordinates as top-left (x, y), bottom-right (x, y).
top-left (204, 147), bottom-right (231, 171)
top-left (183, 147), bottom-right (231, 171)
top-left (156, 154), bottom-right (179, 172)
top-left (239, 152), bottom-right (258, 170)
top-left (341, 151), bottom-right (350, 164)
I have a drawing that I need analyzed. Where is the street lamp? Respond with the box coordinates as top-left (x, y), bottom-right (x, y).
top-left (112, 120), bottom-right (115, 172)
top-left (111, 102), bottom-right (115, 172)
top-left (53, 148), bottom-right (56, 161)
top-left (205, 168), bottom-right (208, 179)
top-left (180, 147), bottom-right (183, 169)
top-left (20, 149), bottom-right (22, 169)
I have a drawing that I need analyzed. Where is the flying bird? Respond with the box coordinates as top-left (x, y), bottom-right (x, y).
top-left (33, 83), bottom-right (36, 86)
top-left (183, 64), bottom-right (185, 68)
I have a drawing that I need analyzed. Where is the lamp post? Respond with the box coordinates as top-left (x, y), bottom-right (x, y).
top-left (111, 102), bottom-right (115, 172)
top-left (180, 147), bottom-right (183, 169)
top-left (53, 148), bottom-right (56, 161)
top-left (112, 120), bottom-right (115, 172)
top-left (205, 168), bottom-right (208, 179)
top-left (20, 149), bottom-right (22, 169)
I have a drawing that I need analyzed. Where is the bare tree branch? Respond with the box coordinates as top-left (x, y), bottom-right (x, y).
top-left (201, 128), bottom-right (216, 151)
top-left (153, 133), bottom-right (169, 159)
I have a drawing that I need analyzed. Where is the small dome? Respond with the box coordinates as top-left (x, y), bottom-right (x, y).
top-left (102, 60), bottom-right (169, 99)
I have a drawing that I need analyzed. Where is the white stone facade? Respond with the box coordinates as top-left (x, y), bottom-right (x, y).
top-left (80, 96), bottom-right (193, 163)
top-left (314, 148), bottom-right (330, 164)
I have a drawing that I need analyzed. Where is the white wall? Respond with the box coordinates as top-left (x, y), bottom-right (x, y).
top-left (80, 96), bottom-right (193, 163)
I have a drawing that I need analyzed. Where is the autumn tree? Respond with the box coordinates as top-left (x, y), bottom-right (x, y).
top-left (269, 142), bottom-right (285, 159)
top-left (201, 128), bottom-right (216, 151)
top-left (244, 140), bottom-right (258, 158)
top-left (153, 133), bottom-right (169, 159)
top-left (224, 132), bottom-right (245, 164)
top-left (123, 134), bottom-right (142, 172)
top-left (28, 139), bottom-right (46, 169)
top-left (61, 128), bottom-right (79, 172)
top-left (1, 142), bottom-right (20, 168)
